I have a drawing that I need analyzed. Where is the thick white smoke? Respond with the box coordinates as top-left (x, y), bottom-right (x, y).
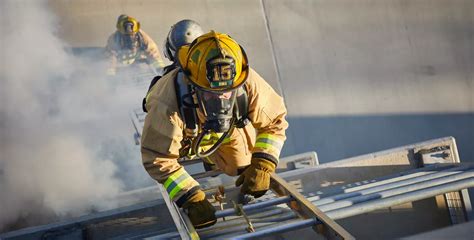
top-left (0, 0), bottom-right (151, 232)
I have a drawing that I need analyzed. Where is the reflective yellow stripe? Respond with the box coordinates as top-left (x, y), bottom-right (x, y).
top-left (197, 132), bottom-right (231, 147)
top-left (255, 142), bottom-right (280, 153)
top-left (120, 59), bottom-right (136, 64)
top-left (185, 132), bottom-right (231, 159)
top-left (255, 133), bottom-right (283, 152)
top-left (256, 133), bottom-right (280, 141)
top-left (169, 177), bottom-right (196, 199)
top-left (163, 168), bottom-right (185, 189)
top-left (163, 168), bottom-right (199, 200)
top-left (118, 54), bottom-right (137, 64)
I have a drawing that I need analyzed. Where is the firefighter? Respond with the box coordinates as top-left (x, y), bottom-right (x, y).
top-left (141, 31), bottom-right (288, 229)
top-left (163, 19), bottom-right (204, 67)
top-left (105, 14), bottom-right (165, 75)
top-left (142, 19), bottom-right (204, 113)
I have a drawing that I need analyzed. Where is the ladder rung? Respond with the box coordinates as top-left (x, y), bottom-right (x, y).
top-left (215, 196), bottom-right (292, 218)
top-left (230, 218), bottom-right (318, 240)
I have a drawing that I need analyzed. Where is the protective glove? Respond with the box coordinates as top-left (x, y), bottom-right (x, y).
top-left (182, 189), bottom-right (217, 229)
top-left (235, 158), bottom-right (276, 198)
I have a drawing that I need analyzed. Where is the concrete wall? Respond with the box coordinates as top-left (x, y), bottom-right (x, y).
top-left (49, 0), bottom-right (473, 163)
top-left (48, 0), bottom-right (280, 89)
top-left (262, 0), bottom-right (473, 163)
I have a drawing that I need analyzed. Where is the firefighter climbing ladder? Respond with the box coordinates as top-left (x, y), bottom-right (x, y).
top-left (157, 169), bottom-right (355, 240)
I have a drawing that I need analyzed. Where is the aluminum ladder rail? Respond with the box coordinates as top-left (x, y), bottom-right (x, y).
top-left (156, 172), bottom-right (354, 240)
top-left (312, 163), bottom-right (474, 220)
top-left (267, 173), bottom-right (354, 239)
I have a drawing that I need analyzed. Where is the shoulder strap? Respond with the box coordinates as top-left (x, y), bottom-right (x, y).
top-left (142, 75), bottom-right (161, 113)
top-left (142, 65), bottom-right (178, 113)
top-left (175, 71), bottom-right (199, 138)
top-left (234, 86), bottom-right (250, 128)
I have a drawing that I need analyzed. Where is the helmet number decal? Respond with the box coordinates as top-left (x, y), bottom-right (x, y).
top-left (207, 58), bottom-right (236, 88)
top-left (212, 65), bottom-right (232, 81)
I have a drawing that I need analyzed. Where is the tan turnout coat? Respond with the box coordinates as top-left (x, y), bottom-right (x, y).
top-left (141, 68), bottom-right (287, 201)
top-left (105, 29), bottom-right (164, 69)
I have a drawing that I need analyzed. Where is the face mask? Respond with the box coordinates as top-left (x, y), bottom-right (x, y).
top-left (196, 89), bottom-right (236, 133)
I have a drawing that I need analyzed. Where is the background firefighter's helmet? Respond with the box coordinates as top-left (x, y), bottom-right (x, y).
top-left (164, 19), bottom-right (204, 62)
top-left (116, 14), bottom-right (140, 35)
top-left (178, 31), bottom-right (249, 93)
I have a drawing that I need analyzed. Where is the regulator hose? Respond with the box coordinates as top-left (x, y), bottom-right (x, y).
top-left (192, 118), bottom-right (236, 158)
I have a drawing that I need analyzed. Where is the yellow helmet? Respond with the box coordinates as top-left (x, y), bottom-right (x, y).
top-left (116, 14), bottom-right (140, 34)
top-left (177, 31), bottom-right (249, 92)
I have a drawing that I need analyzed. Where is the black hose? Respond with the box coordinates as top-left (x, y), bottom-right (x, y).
top-left (193, 118), bottom-right (236, 158)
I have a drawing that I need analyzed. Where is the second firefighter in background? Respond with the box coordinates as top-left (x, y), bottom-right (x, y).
top-left (141, 31), bottom-right (288, 228)
top-left (105, 15), bottom-right (165, 75)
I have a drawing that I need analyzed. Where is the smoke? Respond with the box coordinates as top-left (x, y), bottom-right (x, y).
top-left (0, 0), bottom-right (152, 232)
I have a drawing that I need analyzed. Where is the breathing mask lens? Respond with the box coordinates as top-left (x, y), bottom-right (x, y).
top-left (197, 89), bottom-right (236, 133)
top-left (123, 22), bottom-right (135, 34)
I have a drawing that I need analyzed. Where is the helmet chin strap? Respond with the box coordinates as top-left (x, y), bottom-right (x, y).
top-left (192, 117), bottom-right (235, 158)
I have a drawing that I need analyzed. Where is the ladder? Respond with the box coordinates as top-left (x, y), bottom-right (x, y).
top-left (157, 167), bottom-right (355, 240)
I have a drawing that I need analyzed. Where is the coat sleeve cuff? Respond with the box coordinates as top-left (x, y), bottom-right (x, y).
top-left (252, 152), bottom-right (278, 166)
top-left (163, 168), bottom-right (200, 202)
